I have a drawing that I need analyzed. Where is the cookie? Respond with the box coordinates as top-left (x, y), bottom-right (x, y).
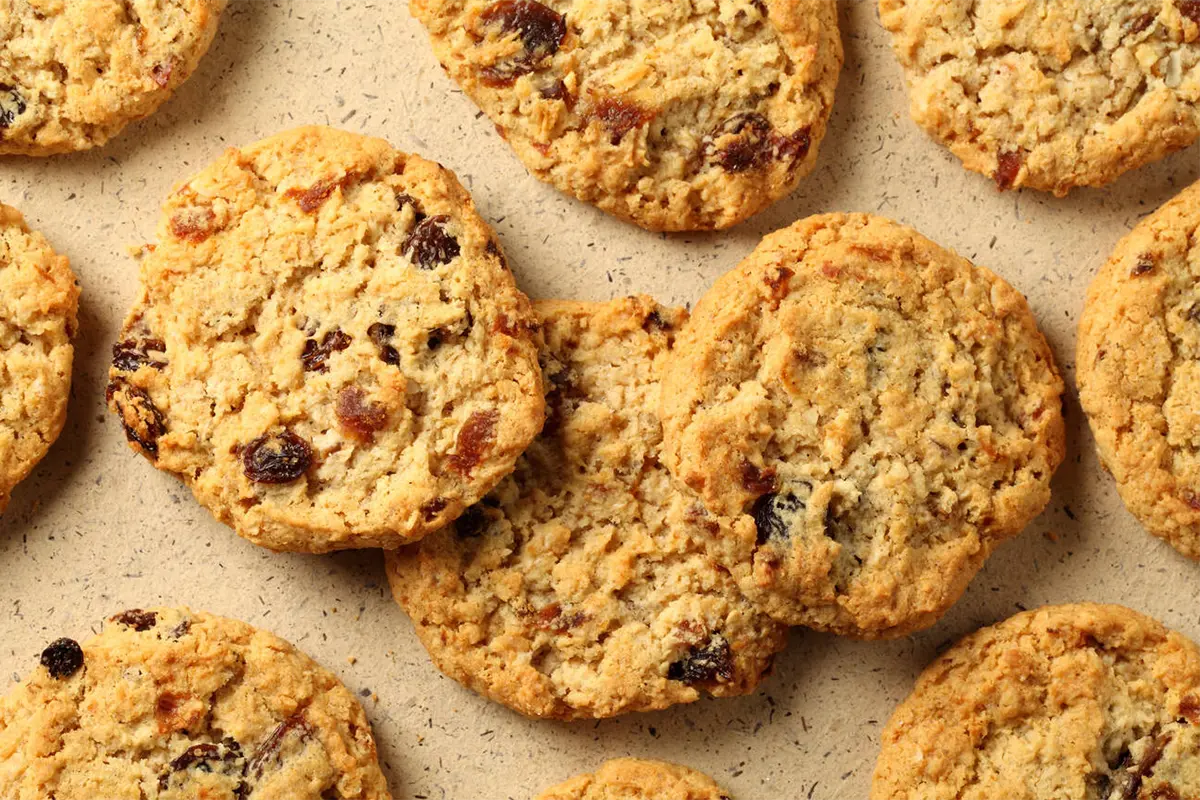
top-left (106, 125), bottom-right (544, 553)
top-left (536, 759), bottom-right (730, 800)
top-left (0, 204), bottom-right (78, 512)
top-left (0, 0), bottom-right (225, 155)
top-left (659, 213), bottom-right (1065, 638)
top-left (411, 0), bottom-right (842, 231)
top-left (1077, 179), bottom-right (1200, 560)
top-left (386, 297), bottom-right (786, 720)
top-left (872, 603), bottom-right (1200, 800)
top-left (0, 607), bottom-right (391, 800)
top-left (880, 0), bottom-right (1200, 196)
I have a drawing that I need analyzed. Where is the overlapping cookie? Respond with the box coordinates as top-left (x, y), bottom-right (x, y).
top-left (0, 0), bottom-right (226, 155)
top-left (881, 0), bottom-right (1200, 195)
top-left (0, 607), bottom-right (391, 799)
top-left (1078, 179), bottom-right (1200, 560)
top-left (0, 203), bottom-right (78, 512)
top-left (537, 759), bottom-right (730, 800)
top-left (387, 297), bottom-right (786, 719)
top-left (873, 603), bottom-right (1200, 799)
top-left (107, 125), bottom-right (544, 552)
top-left (411, 0), bottom-right (843, 230)
top-left (660, 213), bottom-right (1065, 638)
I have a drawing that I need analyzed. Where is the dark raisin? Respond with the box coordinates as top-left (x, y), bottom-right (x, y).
top-left (301, 329), bottom-right (351, 372)
top-left (110, 609), bottom-right (157, 632)
top-left (752, 492), bottom-right (804, 545)
top-left (420, 497), bottom-right (448, 521)
top-left (107, 380), bottom-right (168, 458)
top-left (249, 714), bottom-right (312, 777)
top-left (158, 739), bottom-right (246, 791)
top-left (706, 113), bottom-right (773, 172)
top-left (1182, 0), bottom-right (1200, 24)
top-left (395, 192), bottom-right (426, 221)
top-left (642, 308), bottom-right (673, 332)
top-left (455, 504), bottom-right (491, 538)
top-left (774, 127), bottom-right (812, 163)
top-left (1131, 255), bottom-right (1156, 277)
top-left (994, 149), bottom-right (1023, 190)
top-left (367, 322), bottom-right (401, 365)
top-left (169, 619), bottom-right (192, 639)
top-left (0, 83), bottom-right (27, 129)
top-left (478, 0), bottom-right (566, 86)
top-left (540, 79), bottom-right (572, 103)
top-left (1130, 11), bottom-right (1156, 32)
top-left (241, 430), bottom-right (313, 484)
top-left (112, 338), bottom-right (166, 372)
top-left (740, 460), bottom-right (776, 496)
top-left (447, 409), bottom-right (500, 474)
top-left (668, 635), bottom-right (733, 684)
top-left (40, 638), bottom-right (84, 679)
top-left (336, 386), bottom-right (388, 439)
top-left (404, 215), bottom-right (460, 269)
top-left (588, 96), bottom-right (655, 145)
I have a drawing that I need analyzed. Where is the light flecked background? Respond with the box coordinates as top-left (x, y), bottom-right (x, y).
top-left (2, 1), bottom-right (1199, 797)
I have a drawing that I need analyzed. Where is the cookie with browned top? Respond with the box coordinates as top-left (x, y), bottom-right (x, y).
top-left (880, 0), bottom-right (1200, 195)
top-left (659, 213), bottom-right (1065, 638)
top-left (537, 759), bottom-right (730, 800)
top-left (386, 297), bottom-right (786, 719)
top-left (0, 0), bottom-right (225, 155)
top-left (107, 125), bottom-right (544, 553)
top-left (411, 0), bottom-right (842, 231)
top-left (0, 203), bottom-right (78, 512)
top-left (872, 603), bottom-right (1200, 800)
top-left (1077, 179), bottom-right (1200, 560)
top-left (0, 607), bottom-right (391, 800)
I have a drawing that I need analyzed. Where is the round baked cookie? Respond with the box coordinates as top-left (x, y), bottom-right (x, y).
top-left (1077, 179), bottom-right (1200, 560)
top-left (0, 0), bottom-right (226, 155)
top-left (106, 125), bottom-right (544, 553)
top-left (0, 607), bottom-right (391, 800)
top-left (536, 759), bottom-right (730, 800)
top-left (872, 603), bottom-right (1200, 800)
top-left (879, 0), bottom-right (1200, 196)
top-left (0, 204), bottom-right (78, 512)
top-left (411, 0), bottom-right (843, 231)
top-left (659, 213), bottom-right (1065, 639)
top-left (386, 297), bottom-right (787, 720)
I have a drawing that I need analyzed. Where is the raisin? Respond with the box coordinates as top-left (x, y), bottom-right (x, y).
top-left (107, 380), bottom-right (168, 458)
top-left (110, 609), bottom-right (158, 631)
top-left (1130, 11), bottom-right (1156, 32)
top-left (40, 638), bottom-right (84, 679)
top-left (249, 714), bottom-right (313, 777)
top-left (478, 0), bottom-right (566, 86)
top-left (241, 430), bottom-right (313, 484)
top-left (774, 127), bottom-right (812, 163)
top-left (752, 492), bottom-right (804, 545)
top-left (454, 504), bottom-right (491, 538)
top-left (112, 338), bottom-right (166, 372)
top-left (151, 61), bottom-right (174, 88)
top-left (158, 739), bottom-right (246, 792)
top-left (1182, 0), bottom-right (1200, 24)
top-left (643, 308), bottom-right (673, 332)
top-left (540, 79), bottom-right (572, 103)
top-left (367, 322), bottom-right (401, 365)
top-left (531, 604), bottom-right (585, 633)
top-left (740, 460), bottom-right (777, 496)
top-left (1151, 787), bottom-right (1182, 800)
top-left (420, 497), bottom-right (448, 521)
top-left (765, 266), bottom-right (794, 304)
top-left (1131, 255), bottom-right (1156, 277)
top-left (395, 192), bottom-right (426, 221)
top-left (707, 113), bottom-right (773, 172)
top-left (169, 619), bottom-right (192, 639)
top-left (301, 329), bottom-right (351, 372)
top-left (588, 96), bottom-right (655, 145)
top-left (336, 386), bottom-right (388, 439)
top-left (404, 215), bottom-right (460, 269)
top-left (170, 207), bottom-right (219, 243)
top-left (668, 635), bottom-right (733, 684)
top-left (447, 409), bottom-right (500, 474)
top-left (1180, 694), bottom-right (1200, 724)
top-left (0, 84), bottom-right (26, 129)
top-left (994, 150), bottom-right (1023, 190)
top-left (285, 173), bottom-right (359, 213)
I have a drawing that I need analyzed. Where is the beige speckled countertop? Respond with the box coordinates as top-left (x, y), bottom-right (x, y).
top-left (2, 1), bottom-right (1199, 797)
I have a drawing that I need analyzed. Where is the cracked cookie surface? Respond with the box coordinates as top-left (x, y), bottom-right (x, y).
top-left (411, 0), bottom-right (842, 231)
top-left (0, 203), bottom-right (77, 512)
top-left (880, 0), bottom-right (1200, 195)
top-left (0, 0), bottom-right (225, 155)
top-left (536, 758), bottom-right (730, 800)
top-left (107, 125), bottom-right (544, 553)
top-left (0, 607), bottom-right (391, 800)
top-left (659, 213), bottom-right (1065, 638)
top-left (386, 297), bottom-right (786, 719)
top-left (872, 603), bottom-right (1200, 800)
top-left (1077, 179), bottom-right (1200, 560)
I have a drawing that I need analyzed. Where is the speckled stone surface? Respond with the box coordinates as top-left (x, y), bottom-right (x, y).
top-left (0, 1), bottom-right (1197, 797)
